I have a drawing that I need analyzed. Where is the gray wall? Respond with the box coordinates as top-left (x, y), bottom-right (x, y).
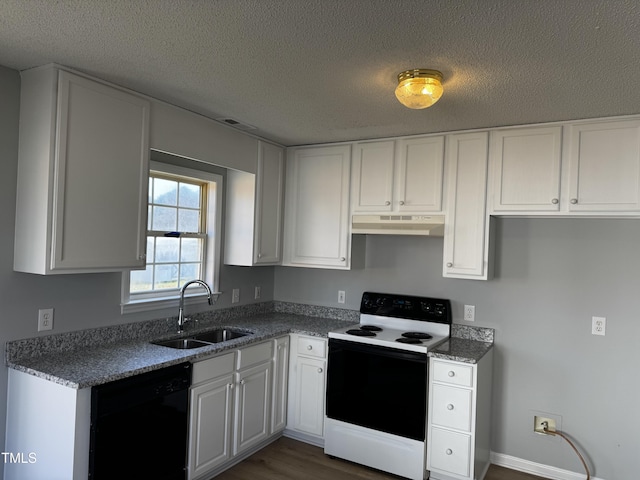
top-left (275, 220), bottom-right (640, 479)
top-left (0, 65), bottom-right (274, 472)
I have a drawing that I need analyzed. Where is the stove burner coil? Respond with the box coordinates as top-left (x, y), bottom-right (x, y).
top-left (401, 331), bottom-right (433, 340)
top-left (395, 337), bottom-right (422, 344)
top-left (346, 329), bottom-right (377, 337)
top-left (360, 325), bottom-right (383, 332)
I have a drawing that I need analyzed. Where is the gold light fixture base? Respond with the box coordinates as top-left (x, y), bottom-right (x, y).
top-left (395, 69), bottom-right (444, 109)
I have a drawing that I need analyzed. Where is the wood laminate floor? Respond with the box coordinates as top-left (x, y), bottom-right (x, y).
top-left (211, 437), bottom-right (548, 480)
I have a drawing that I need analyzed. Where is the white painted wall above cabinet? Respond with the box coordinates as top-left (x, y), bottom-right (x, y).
top-left (14, 66), bottom-right (150, 274)
top-left (224, 141), bottom-right (284, 266)
top-left (351, 136), bottom-right (444, 214)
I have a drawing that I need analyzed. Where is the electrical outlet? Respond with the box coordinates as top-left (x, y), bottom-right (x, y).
top-left (254, 286), bottom-right (261, 299)
top-left (464, 305), bottom-right (475, 321)
top-left (38, 308), bottom-right (54, 331)
top-left (338, 290), bottom-right (346, 304)
top-left (592, 316), bottom-right (606, 336)
top-left (232, 288), bottom-right (240, 304)
top-left (533, 415), bottom-right (557, 434)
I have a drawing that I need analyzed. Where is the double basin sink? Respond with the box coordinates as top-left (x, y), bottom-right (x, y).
top-left (152, 328), bottom-right (250, 349)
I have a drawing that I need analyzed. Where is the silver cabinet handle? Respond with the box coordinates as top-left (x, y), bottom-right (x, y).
top-left (446, 449), bottom-right (453, 455)
top-left (340, 257), bottom-right (346, 262)
top-left (447, 404), bottom-right (454, 411)
top-left (399, 200), bottom-right (405, 205)
top-left (258, 253), bottom-right (262, 258)
top-left (551, 198), bottom-right (559, 204)
top-left (446, 262), bottom-right (453, 268)
top-left (307, 345), bottom-right (313, 350)
top-left (240, 379), bottom-right (245, 385)
top-left (448, 371), bottom-right (455, 377)
top-left (317, 368), bottom-right (323, 373)
top-left (385, 201), bottom-right (391, 206)
top-left (570, 198), bottom-right (578, 204)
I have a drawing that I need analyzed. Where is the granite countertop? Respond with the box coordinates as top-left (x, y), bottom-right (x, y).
top-left (6, 302), bottom-right (494, 389)
top-left (428, 337), bottom-right (493, 364)
top-left (428, 323), bottom-right (494, 364)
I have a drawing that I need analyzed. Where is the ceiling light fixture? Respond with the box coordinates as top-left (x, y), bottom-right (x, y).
top-left (395, 69), bottom-right (444, 109)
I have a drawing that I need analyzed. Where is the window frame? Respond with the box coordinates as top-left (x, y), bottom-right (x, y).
top-left (121, 160), bottom-right (223, 314)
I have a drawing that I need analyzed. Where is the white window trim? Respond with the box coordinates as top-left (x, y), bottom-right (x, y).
top-left (121, 160), bottom-right (223, 314)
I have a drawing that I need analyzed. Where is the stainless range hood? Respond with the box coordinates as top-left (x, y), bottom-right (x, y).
top-left (351, 214), bottom-right (445, 236)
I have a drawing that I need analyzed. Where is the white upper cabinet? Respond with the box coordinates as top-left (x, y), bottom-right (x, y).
top-left (351, 136), bottom-right (444, 213)
top-left (566, 119), bottom-right (640, 212)
top-left (351, 141), bottom-right (395, 212)
top-left (489, 126), bottom-right (563, 212)
top-left (283, 145), bottom-right (354, 269)
top-left (225, 141), bottom-right (284, 266)
top-left (443, 132), bottom-right (490, 280)
top-left (14, 66), bottom-right (150, 274)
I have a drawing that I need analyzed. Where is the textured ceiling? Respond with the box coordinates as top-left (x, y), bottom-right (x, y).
top-left (0, 0), bottom-right (639, 146)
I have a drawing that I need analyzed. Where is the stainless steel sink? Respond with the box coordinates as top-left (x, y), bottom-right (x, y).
top-left (151, 338), bottom-right (212, 349)
top-left (151, 329), bottom-right (250, 349)
top-left (190, 329), bottom-right (248, 343)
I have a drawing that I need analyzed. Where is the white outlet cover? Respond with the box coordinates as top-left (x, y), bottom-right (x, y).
top-left (592, 316), bottom-right (606, 336)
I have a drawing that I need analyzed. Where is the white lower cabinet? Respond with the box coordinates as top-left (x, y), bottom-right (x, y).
top-left (271, 336), bottom-right (290, 434)
top-left (285, 334), bottom-right (327, 445)
top-left (427, 351), bottom-right (493, 480)
top-left (188, 339), bottom-right (278, 480)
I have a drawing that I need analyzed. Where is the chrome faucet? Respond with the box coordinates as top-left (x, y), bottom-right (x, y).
top-left (178, 280), bottom-right (214, 333)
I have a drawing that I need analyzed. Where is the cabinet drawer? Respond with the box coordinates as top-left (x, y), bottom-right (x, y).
top-left (296, 336), bottom-right (326, 358)
top-left (192, 352), bottom-right (236, 385)
top-left (429, 427), bottom-right (472, 477)
top-left (432, 360), bottom-right (474, 387)
top-left (431, 384), bottom-right (473, 432)
top-left (237, 341), bottom-right (273, 370)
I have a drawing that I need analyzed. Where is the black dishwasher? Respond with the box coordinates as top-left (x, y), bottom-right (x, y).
top-left (89, 362), bottom-right (192, 480)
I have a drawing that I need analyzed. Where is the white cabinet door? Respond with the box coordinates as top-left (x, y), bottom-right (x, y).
top-left (14, 67), bottom-right (150, 274)
top-left (489, 126), bottom-right (562, 212)
top-left (188, 374), bottom-right (234, 479)
top-left (567, 119), bottom-right (640, 212)
top-left (233, 362), bottom-right (271, 455)
top-left (396, 136), bottom-right (444, 212)
top-left (351, 141), bottom-right (395, 212)
top-left (351, 137), bottom-right (444, 214)
top-left (254, 142), bottom-right (285, 263)
top-left (271, 336), bottom-right (290, 434)
top-left (224, 141), bottom-right (283, 266)
top-left (443, 132), bottom-right (490, 280)
top-left (291, 356), bottom-right (326, 437)
top-left (283, 145), bottom-right (351, 269)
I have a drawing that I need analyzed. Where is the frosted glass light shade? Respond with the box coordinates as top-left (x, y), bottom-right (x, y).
top-left (395, 69), bottom-right (444, 109)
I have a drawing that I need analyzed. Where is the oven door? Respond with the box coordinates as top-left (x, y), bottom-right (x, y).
top-left (326, 338), bottom-right (428, 441)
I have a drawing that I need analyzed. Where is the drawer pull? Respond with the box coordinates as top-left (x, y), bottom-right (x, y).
top-left (447, 404), bottom-right (454, 411)
top-left (446, 449), bottom-right (453, 455)
top-left (448, 371), bottom-right (455, 377)
top-left (317, 368), bottom-right (323, 374)
top-left (307, 345), bottom-right (313, 350)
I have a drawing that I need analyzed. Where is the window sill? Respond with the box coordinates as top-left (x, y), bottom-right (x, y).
top-left (121, 291), bottom-right (222, 315)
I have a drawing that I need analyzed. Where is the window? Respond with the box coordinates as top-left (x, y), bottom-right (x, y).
top-left (121, 161), bottom-right (222, 313)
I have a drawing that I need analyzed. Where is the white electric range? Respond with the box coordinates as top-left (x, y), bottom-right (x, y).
top-left (325, 291), bottom-right (452, 480)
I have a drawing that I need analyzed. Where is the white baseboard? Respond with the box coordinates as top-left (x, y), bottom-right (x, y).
top-left (491, 451), bottom-right (602, 480)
